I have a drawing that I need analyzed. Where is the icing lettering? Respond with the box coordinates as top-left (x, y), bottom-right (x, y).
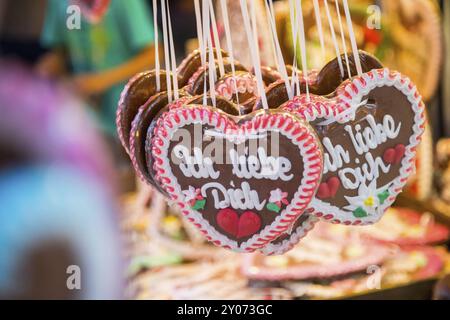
top-left (323, 114), bottom-right (400, 190)
top-left (344, 115), bottom-right (401, 156)
top-left (230, 147), bottom-right (294, 181)
top-left (173, 145), bottom-right (220, 179)
top-left (173, 141), bottom-right (293, 211)
top-left (201, 182), bottom-right (266, 211)
top-left (173, 144), bottom-right (294, 182)
top-left (323, 137), bottom-right (350, 174)
top-left (338, 153), bottom-right (391, 189)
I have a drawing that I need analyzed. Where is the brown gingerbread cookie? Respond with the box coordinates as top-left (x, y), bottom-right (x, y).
top-left (148, 105), bottom-right (323, 252)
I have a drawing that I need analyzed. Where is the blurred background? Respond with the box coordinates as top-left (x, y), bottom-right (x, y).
top-left (1, 0), bottom-right (450, 300)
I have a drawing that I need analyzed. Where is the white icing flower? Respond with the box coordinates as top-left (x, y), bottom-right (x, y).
top-left (269, 188), bottom-right (288, 205)
top-left (344, 179), bottom-right (385, 217)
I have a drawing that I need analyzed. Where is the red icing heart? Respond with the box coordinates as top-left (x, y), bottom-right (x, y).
top-left (316, 183), bottom-right (331, 199)
top-left (383, 148), bottom-right (396, 164)
top-left (327, 177), bottom-right (341, 197)
top-left (237, 211), bottom-right (262, 239)
top-left (317, 177), bottom-right (341, 199)
top-left (394, 144), bottom-right (406, 164)
top-left (383, 144), bottom-right (406, 165)
top-left (217, 209), bottom-right (262, 239)
top-left (216, 208), bottom-right (238, 237)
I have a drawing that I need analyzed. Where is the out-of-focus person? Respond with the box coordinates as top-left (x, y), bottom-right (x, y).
top-left (0, 61), bottom-right (123, 299)
top-left (36, 0), bottom-right (156, 140)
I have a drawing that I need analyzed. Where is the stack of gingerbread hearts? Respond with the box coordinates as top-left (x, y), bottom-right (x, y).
top-left (116, 48), bottom-right (425, 255)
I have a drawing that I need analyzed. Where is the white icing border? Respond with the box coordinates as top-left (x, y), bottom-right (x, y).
top-left (150, 106), bottom-right (323, 252)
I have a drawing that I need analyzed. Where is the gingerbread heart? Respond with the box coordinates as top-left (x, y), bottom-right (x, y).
top-left (215, 71), bottom-right (258, 105)
top-left (117, 70), bottom-right (174, 154)
top-left (282, 68), bottom-right (426, 225)
top-left (187, 59), bottom-right (247, 95)
top-left (148, 106), bottom-right (323, 252)
top-left (177, 49), bottom-right (229, 85)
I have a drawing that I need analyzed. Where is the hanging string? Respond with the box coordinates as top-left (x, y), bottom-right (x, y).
top-left (202, 0), bottom-right (210, 106)
top-left (312, 0), bottom-right (326, 62)
top-left (208, 0), bottom-right (225, 78)
top-left (160, 0), bottom-right (172, 102)
top-left (167, 1), bottom-right (179, 100)
top-left (152, 0), bottom-right (160, 91)
top-left (264, 0), bottom-right (292, 100)
top-left (219, 0), bottom-right (240, 107)
top-left (250, 0), bottom-right (269, 110)
top-left (265, 2), bottom-right (279, 70)
top-left (267, 0), bottom-right (281, 73)
top-left (194, 0), bottom-right (205, 65)
top-left (200, 0), bottom-right (216, 107)
top-left (295, 0), bottom-right (310, 101)
top-left (342, 0), bottom-right (362, 76)
top-left (240, 0), bottom-right (268, 110)
top-left (334, 0), bottom-right (352, 78)
top-left (323, 0), bottom-right (344, 77)
top-left (288, 0), bottom-right (301, 96)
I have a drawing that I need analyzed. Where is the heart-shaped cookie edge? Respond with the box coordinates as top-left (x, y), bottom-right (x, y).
top-left (117, 71), bottom-right (149, 154)
top-left (150, 106), bottom-right (323, 252)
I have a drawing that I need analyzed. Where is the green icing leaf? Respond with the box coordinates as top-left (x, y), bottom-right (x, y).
top-left (377, 190), bottom-right (390, 205)
top-left (192, 199), bottom-right (206, 210)
top-left (266, 202), bottom-right (281, 213)
top-left (353, 207), bottom-right (368, 218)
